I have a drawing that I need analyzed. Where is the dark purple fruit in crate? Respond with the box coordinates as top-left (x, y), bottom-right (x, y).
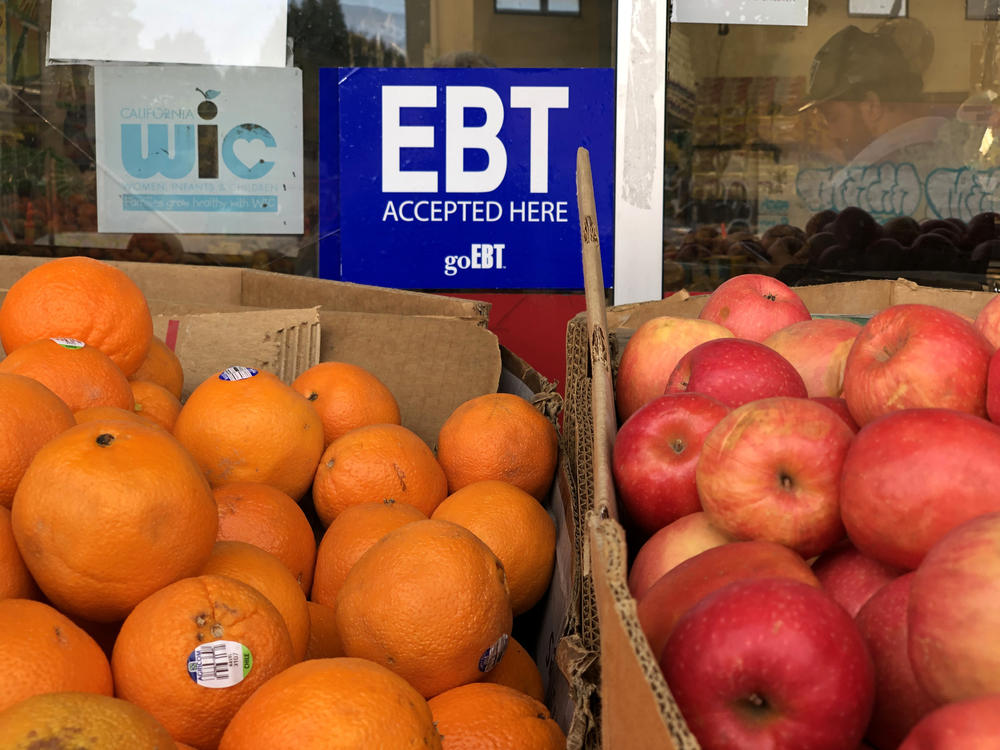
top-left (806, 209), bottom-right (838, 238)
top-left (882, 216), bottom-right (921, 247)
top-left (832, 207), bottom-right (881, 250)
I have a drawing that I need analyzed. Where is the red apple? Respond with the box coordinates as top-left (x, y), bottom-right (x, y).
top-left (664, 338), bottom-right (808, 408)
top-left (697, 273), bottom-right (812, 342)
top-left (627, 511), bottom-right (733, 601)
top-left (763, 318), bottom-right (862, 397)
top-left (908, 511), bottom-right (1000, 704)
top-left (898, 695), bottom-right (1000, 749)
top-left (661, 577), bottom-right (875, 750)
top-left (811, 396), bottom-right (860, 432)
top-left (612, 393), bottom-right (730, 537)
top-left (812, 539), bottom-right (904, 618)
top-left (841, 304), bottom-right (992, 427)
top-left (973, 293), bottom-right (1000, 351)
top-left (987, 348), bottom-right (1000, 423)
top-left (696, 396), bottom-right (854, 558)
top-left (855, 572), bottom-right (939, 750)
top-left (840, 408), bottom-right (1000, 570)
top-left (636, 539), bottom-right (820, 662)
top-left (615, 316), bottom-right (733, 422)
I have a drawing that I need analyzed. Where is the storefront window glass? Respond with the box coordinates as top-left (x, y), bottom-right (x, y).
top-left (664, 4), bottom-right (1000, 294)
top-left (0, 0), bottom-right (613, 276)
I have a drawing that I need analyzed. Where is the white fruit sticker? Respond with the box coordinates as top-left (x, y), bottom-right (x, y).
top-left (478, 633), bottom-right (509, 673)
top-left (218, 366), bottom-right (258, 381)
top-left (50, 337), bottom-right (85, 349)
top-left (186, 640), bottom-right (253, 688)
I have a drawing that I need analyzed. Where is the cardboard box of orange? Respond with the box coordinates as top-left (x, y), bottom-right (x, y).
top-left (565, 153), bottom-right (997, 749)
top-left (0, 254), bottom-right (594, 746)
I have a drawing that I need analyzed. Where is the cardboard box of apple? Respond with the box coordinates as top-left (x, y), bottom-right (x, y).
top-left (612, 271), bottom-right (1000, 750)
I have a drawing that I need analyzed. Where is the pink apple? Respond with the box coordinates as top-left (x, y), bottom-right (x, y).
top-left (636, 539), bottom-right (820, 662)
top-left (661, 577), bottom-right (875, 750)
top-left (763, 318), bottom-right (862, 397)
top-left (811, 396), bottom-right (860, 432)
top-left (627, 511), bottom-right (733, 601)
top-left (841, 304), bottom-right (992, 427)
top-left (840, 408), bottom-right (1000, 570)
top-left (973, 293), bottom-right (1000, 351)
top-left (908, 511), bottom-right (1000, 704)
top-left (812, 539), bottom-right (904, 618)
top-left (697, 273), bottom-right (812, 342)
top-left (612, 393), bottom-right (730, 537)
top-left (987, 348), bottom-right (1000, 423)
top-left (696, 396), bottom-right (855, 558)
top-left (664, 338), bottom-right (808, 408)
top-left (898, 695), bottom-right (1000, 749)
top-left (614, 316), bottom-right (733, 422)
top-left (855, 572), bottom-right (939, 750)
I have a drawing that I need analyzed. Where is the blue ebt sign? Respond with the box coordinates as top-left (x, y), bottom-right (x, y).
top-left (318, 67), bottom-right (615, 289)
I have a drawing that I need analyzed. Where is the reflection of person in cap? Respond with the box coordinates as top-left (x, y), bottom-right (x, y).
top-left (800, 20), bottom-right (947, 165)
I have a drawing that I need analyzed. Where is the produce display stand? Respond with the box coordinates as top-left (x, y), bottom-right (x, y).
top-left (565, 149), bottom-right (999, 749)
top-left (0, 254), bottom-right (593, 746)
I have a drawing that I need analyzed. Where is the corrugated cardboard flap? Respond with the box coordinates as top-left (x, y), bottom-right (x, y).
top-left (607, 278), bottom-right (997, 331)
top-left (154, 307), bottom-right (321, 399)
top-left (314, 310), bottom-right (502, 447)
top-left (0, 257), bottom-right (490, 323)
top-left (588, 514), bottom-right (700, 750)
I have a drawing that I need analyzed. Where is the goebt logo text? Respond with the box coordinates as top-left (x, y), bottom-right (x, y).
top-left (379, 84), bottom-right (571, 277)
top-left (120, 88), bottom-right (277, 180)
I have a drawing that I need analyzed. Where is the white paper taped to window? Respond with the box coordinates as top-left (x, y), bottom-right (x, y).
top-left (671, 0), bottom-right (808, 26)
top-left (48, 0), bottom-right (289, 67)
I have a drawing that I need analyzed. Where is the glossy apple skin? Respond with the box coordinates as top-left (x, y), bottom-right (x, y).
top-left (697, 273), bottom-right (813, 342)
top-left (627, 511), bottom-right (733, 601)
top-left (812, 539), bottom-right (904, 618)
top-left (987, 348), bottom-right (1000, 423)
top-left (696, 396), bottom-right (854, 558)
top-left (855, 572), bottom-right (939, 750)
top-left (908, 511), bottom-right (1000, 704)
top-left (615, 316), bottom-right (733, 422)
top-left (661, 577), bottom-right (875, 750)
top-left (612, 393), bottom-right (730, 537)
top-left (664, 338), bottom-right (808, 408)
top-left (811, 396), bottom-right (860, 432)
top-left (637, 540), bottom-right (819, 662)
top-left (898, 695), bottom-right (1000, 750)
top-left (973, 294), bottom-right (1000, 351)
top-left (763, 318), bottom-right (862, 398)
top-left (840, 408), bottom-right (1000, 570)
top-left (841, 304), bottom-right (992, 427)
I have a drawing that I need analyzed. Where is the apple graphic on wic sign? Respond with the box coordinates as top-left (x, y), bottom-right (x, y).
top-left (840, 408), bottom-right (1000, 570)
top-left (636, 540), bottom-right (820, 665)
top-left (854, 572), bottom-right (939, 750)
top-left (611, 392), bottom-right (729, 537)
top-left (663, 337), bottom-right (808, 408)
top-left (614, 315), bottom-right (733, 422)
top-left (762, 317), bottom-right (862, 398)
top-left (697, 273), bottom-right (812, 342)
top-left (660, 577), bottom-right (875, 750)
top-left (626, 511), bottom-right (733, 601)
top-left (695, 396), bottom-right (854, 559)
top-left (840, 303), bottom-right (992, 427)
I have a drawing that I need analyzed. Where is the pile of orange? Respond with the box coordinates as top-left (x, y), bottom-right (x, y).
top-left (0, 255), bottom-right (564, 749)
